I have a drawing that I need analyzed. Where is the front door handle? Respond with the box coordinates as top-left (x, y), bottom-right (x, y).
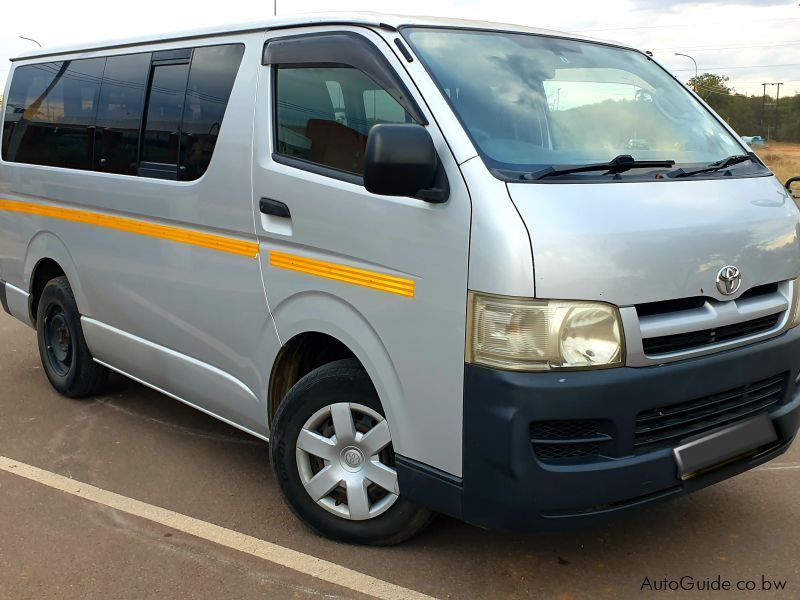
top-left (260, 197), bottom-right (291, 219)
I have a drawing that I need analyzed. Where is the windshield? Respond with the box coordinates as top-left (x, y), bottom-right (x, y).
top-left (404, 28), bottom-right (756, 180)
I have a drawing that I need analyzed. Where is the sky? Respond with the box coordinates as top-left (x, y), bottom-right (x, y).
top-left (1, 0), bottom-right (798, 97)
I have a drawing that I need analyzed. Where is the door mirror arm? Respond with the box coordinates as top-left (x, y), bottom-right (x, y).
top-left (414, 163), bottom-right (450, 203)
top-left (786, 176), bottom-right (800, 197)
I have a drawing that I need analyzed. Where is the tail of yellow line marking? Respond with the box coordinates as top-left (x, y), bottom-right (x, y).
top-left (269, 251), bottom-right (415, 298)
top-left (0, 199), bottom-right (260, 259)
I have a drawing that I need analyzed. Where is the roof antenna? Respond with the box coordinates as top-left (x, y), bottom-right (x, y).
top-left (273, 0), bottom-right (277, 16)
top-left (19, 35), bottom-right (42, 48)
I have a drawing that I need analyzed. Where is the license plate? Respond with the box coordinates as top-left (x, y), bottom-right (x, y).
top-left (673, 413), bottom-right (778, 480)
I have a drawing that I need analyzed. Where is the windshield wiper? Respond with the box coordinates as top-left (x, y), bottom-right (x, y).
top-left (667, 154), bottom-right (757, 179)
top-left (523, 154), bottom-right (676, 181)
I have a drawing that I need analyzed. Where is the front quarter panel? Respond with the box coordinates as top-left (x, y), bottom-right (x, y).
top-left (461, 157), bottom-right (535, 297)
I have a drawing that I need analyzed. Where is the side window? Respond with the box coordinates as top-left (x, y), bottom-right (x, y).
top-left (141, 62), bottom-right (190, 170)
top-left (2, 44), bottom-right (242, 179)
top-left (94, 53), bottom-right (151, 175)
top-left (2, 58), bottom-right (105, 169)
top-left (363, 89), bottom-right (411, 129)
top-left (275, 66), bottom-right (414, 176)
top-left (179, 44), bottom-right (244, 181)
top-left (2, 63), bottom-right (59, 161)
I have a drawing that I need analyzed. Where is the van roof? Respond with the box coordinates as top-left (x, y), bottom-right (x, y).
top-left (11, 12), bottom-right (625, 62)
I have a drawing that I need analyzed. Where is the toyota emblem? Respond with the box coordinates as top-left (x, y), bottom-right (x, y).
top-left (716, 266), bottom-right (742, 296)
top-left (344, 449), bottom-right (362, 468)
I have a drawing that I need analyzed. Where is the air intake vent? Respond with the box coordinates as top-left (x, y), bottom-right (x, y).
top-left (530, 420), bottom-right (611, 463)
top-left (634, 373), bottom-right (787, 453)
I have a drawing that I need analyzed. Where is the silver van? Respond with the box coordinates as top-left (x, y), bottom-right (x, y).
top-left (2, 14), bottom-right (799, 545)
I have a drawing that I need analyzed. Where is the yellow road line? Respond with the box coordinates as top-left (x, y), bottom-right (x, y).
top-left (0, 199), bottom-right (259, 259)
top-left (0, 455), bottom-right (436, 600)
top-left (270, 251), bottom-right (415, 298)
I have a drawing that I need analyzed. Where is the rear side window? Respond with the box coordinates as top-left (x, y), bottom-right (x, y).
top-left (141, 63), bottom-right (191, 166)
top-left (2, 63), bottom-right (57, 161)
top-left (180, 44), bottom-right (245, 180)
top-left (2, 58), bottom-right (105, 169)
top-left (2, 43), bottom-right (243, 181)
top-left (275, 67), bottom-right (413, 175)
top-left (94, 53), bottom-right (151, 175)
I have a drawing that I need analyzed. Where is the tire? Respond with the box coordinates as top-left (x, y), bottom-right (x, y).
top-left (36, 276), bottom-right (109, 398)
top-left (270, 359), bottom-right (434, 545)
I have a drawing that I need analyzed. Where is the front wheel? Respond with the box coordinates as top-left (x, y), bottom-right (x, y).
top-left (270, 359), bottom-right (433, 545)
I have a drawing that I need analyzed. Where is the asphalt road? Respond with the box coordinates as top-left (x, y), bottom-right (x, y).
top-left (1, 311), bottom-right (799, 599)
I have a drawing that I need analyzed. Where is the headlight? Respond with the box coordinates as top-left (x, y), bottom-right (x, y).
top-left (789, 278), bottom-right (800, 329)
top-left (466, 292), bottom-right (624, 371)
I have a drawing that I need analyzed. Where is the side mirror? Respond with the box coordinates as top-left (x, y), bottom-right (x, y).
top-left (787, 176), bottom-right (800, 198)
top-left (364, 124), bottom-right (449, 203)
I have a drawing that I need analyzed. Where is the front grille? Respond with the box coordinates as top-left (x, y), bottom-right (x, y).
top-left (531, 420), bottom-right (610, 463)
top-left (642, 313), bottom-right (781, 355)
top-left (637, 283), bottom-right (779, 319)
top-left (634, 373), bottom-right (787, 453)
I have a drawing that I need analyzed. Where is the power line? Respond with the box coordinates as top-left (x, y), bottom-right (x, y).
top-left (691, 85), bottom-right (766, 98)
top-left (672, 63), bottom-right (800, 72)
top-left (693, 84), bottom-right (736, 96)
top-left (652, 41), bottom-right (800, 52)
top-left (735, 79), bottom-right (800, 84)
top-left (574, 17), bottom-right (800, 32)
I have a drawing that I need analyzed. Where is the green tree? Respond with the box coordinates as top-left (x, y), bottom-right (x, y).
top-left (688, 73), bottom-right (731, 102)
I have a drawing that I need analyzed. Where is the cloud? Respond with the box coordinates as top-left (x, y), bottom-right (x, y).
top-left (1, 0), bottom-right (798, 96)
top-left (631, 0), bottom-right (788, 7)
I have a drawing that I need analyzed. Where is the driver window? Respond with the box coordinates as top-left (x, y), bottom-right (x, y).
top-left (275, 66), bottom-right (413, 176)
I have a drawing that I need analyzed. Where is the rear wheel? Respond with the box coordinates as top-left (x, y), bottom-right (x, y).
top-left (270, 359), bottom-right (433, 545)
top-left (36, 276), bottom-right (108, 398)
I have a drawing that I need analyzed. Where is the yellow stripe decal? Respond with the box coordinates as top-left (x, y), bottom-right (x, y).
top-left (0, 199), bottom-right (259, 258)
top-left (270, 251), bottom-right (415, 298)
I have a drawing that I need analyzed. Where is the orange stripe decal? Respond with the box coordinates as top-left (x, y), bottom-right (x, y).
top-left (0, 199), bottom-right (259, 259)
top-left (269, 251), bottom-right (415, 298)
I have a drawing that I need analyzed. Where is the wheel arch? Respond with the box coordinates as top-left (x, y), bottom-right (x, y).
top-left (268, 331), bottom-right (357, 422)
top-left (24, 232), bottom-right (87, 326)
top-left (267, 292), bottom-right (407, 453)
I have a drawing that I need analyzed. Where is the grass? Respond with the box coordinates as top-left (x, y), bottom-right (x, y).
top-left (755, 142), bottom-right (800, 192)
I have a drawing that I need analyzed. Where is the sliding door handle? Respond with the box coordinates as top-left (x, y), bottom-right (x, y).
top-left (259, 198), bottom-right (291, 219)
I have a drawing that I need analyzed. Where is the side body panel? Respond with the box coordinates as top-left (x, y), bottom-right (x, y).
top-left (253, 26), bottom-right (472, 476)
top-left (0, 34), bottom-right (278, 435)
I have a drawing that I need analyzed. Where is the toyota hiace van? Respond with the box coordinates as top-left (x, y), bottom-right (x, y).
top-left (2, 14), bottom-right (799, 545)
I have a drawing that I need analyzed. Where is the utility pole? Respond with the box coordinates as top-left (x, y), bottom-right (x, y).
top-left (761, 82), bottom-right (783, 140)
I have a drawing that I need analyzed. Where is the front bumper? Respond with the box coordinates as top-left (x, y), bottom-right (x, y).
top-left (0, 280), bottom-right (9, 315)
top-left (397, 327), bottom-right (800, 531)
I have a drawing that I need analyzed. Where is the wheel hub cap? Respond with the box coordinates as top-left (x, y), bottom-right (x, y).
top-left (295, 402), bottom-right (399, 521)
